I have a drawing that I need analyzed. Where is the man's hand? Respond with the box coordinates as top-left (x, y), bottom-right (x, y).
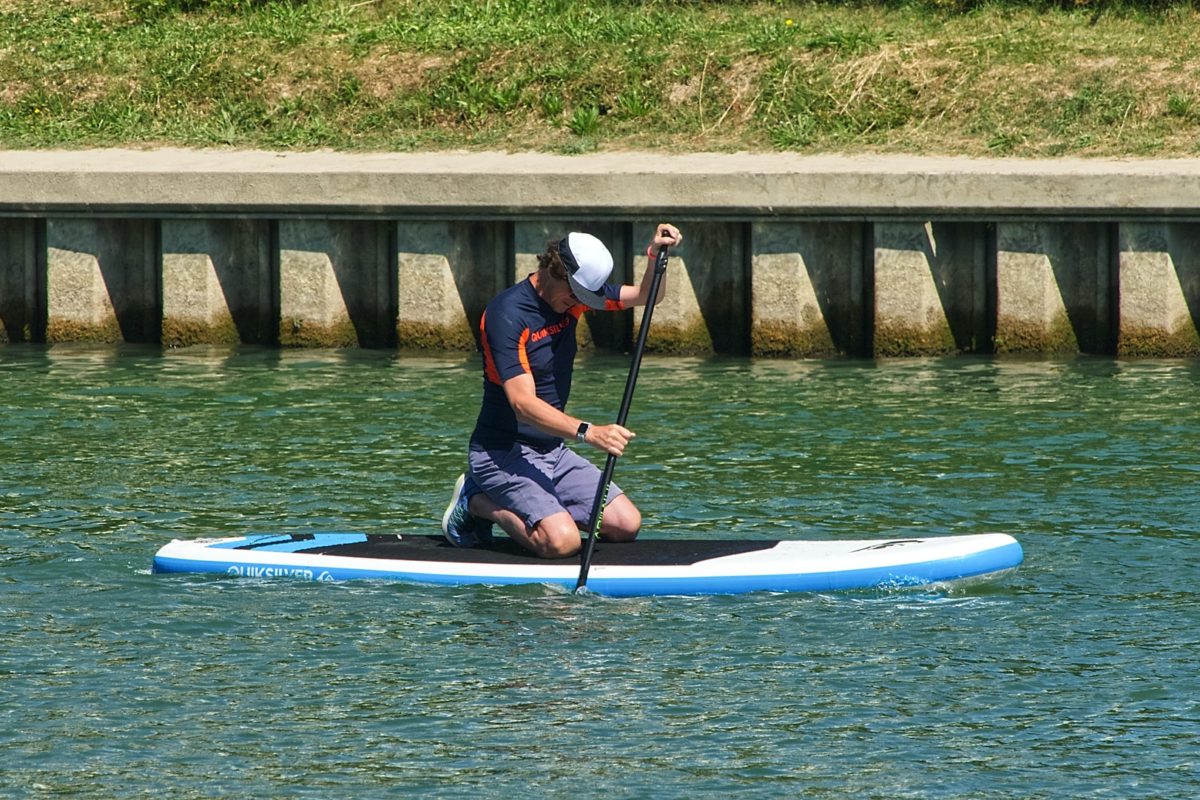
top-left (584, 423), bottom-right (636, 457)
top-left (652, 224), bottom-right (682, 251)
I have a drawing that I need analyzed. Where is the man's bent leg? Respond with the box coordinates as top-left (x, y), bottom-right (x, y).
top-left (598, 494), bottom-right (641, 542)
top-left (469, 493), bottom-right (581, 558)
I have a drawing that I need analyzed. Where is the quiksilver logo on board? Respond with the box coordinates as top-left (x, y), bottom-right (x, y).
top-left (226, 565), bottom-right (316, 580)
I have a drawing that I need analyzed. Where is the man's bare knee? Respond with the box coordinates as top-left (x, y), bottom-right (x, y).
top-left (599, 497), bottom-right (641, 542)
top-left (533, 535), bottom-right (581, 558)
top-left (527, 513), bottom-right (582, 558)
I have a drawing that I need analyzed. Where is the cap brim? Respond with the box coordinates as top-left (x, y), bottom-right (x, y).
top-left (568, 274), bottom-right (607, 310)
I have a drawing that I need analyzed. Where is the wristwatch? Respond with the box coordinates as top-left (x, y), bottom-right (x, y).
top-left (576, 421), bottom-right (591, 443)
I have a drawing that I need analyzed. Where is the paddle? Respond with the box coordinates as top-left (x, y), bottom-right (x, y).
top-left (575, 234), bottom-right (671, 592)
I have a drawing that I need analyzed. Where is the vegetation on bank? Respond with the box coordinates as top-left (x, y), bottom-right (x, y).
top-left (2, 0), bottom-right (1199, 156)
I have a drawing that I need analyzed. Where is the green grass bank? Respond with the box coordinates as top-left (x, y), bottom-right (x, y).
top-left (2, 0), bottom-right (1200, 157)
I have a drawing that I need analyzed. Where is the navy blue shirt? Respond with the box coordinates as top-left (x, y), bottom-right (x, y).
top-left (472, 276), bottom-right (623, 451)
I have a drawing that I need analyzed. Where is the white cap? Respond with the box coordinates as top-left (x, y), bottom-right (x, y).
top-left (559, 232), bottom-right (613, 310)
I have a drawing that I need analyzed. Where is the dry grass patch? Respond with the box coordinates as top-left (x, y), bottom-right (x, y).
top-left (351, 51), bottom-right (449, 100)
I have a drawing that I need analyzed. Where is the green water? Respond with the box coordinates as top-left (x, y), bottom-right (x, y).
top-left (2, 346), bottom-right (1198, 798)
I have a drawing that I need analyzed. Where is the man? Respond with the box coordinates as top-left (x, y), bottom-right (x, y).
top-left (442, 224), bottom-right (683, 558)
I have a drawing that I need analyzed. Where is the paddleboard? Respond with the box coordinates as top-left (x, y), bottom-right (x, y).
top-left (152, 532), bottom-right (1022, 597)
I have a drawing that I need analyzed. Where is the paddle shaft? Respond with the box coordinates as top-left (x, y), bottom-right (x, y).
top-left (576, 241), bottom-right (670, 591)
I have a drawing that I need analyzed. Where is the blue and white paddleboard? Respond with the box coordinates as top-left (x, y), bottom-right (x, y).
top-left (152, 532), bottom-right (1022, 597)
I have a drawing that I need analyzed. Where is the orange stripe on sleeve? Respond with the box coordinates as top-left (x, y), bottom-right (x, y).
top-left (517, 328), bottom-right (531, 374)
top-left (480, 310), bottom-right (502, 385)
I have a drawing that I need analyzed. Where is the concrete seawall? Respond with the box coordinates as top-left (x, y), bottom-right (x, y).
top-left (2, 149), bottom-right (1199, 357)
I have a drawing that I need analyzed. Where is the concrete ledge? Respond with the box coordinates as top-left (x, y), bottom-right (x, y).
top-left (4, 149), bottom-right (1200, 219)
top-left (4, 149), bottom-right (1200, 356)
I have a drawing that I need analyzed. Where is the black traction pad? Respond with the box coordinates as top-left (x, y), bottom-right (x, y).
top-left (282, 534), bottom-right (778, 567)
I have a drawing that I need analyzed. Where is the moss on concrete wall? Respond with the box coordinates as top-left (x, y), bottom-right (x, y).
top-left (46, 317), bottom-right (123, 344)
top-left (162, 313), bottom-right (240, 348)
top-left (994, 312), bottom-right (1078, 354)
top-left (874, 320), bottom-right (958, 357)
top-left (751, 319), bottom-right (838, 358)
top-left (279, 316), bottom-right (360, 348)
top-left (1118, 325), bottom-right (1200, 357)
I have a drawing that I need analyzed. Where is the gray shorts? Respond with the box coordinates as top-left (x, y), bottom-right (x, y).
top-left (466, 442), bottom-right (624, 530)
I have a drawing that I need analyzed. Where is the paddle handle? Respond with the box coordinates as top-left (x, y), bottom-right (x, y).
top-left (576, 241), bottom-right (670, 591)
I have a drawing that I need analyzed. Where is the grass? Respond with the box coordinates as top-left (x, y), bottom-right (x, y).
top-left (1, 0), bottom-right (1199, 156)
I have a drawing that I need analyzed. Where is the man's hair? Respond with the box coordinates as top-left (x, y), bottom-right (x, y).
top-left (538, 239), bottom-right (569, 281)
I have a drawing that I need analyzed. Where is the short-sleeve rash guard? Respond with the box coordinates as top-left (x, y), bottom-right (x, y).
top-left (471, 276), bottom-right (623, 451)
